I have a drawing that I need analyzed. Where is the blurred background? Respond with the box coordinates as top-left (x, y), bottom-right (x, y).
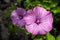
top-left (0, 0), bottom-right (60, 40)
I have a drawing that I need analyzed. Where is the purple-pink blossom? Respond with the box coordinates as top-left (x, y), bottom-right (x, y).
top-left (10, 6), bottom-right (53, 35)
top-left (23, 6), bottom-right (53, 35)
top-left (11, 8), bottom-right (26, 27)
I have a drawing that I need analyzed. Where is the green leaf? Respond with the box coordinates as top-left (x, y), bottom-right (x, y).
top-left (5, 5), bottom-right (16, 17)
top-left (56, 35), bottom-right (60, 40)
top-left (8, 22), bottom-right (20, 33)
top-left (9, 22), bottom-right (17, 32)
top-left (33, 35), bottom-right (44, 40)
top-left (50, 2), bottom-right (58, 8)
top-left (25, 0), bottom-right (30, 3)
top-left (43, 5), bottom-right (50, 10)
top-left (24, 0), bottom-right (41, 10)
top-left (39, 3), bottom-right (51, 10)
top-left (16, 0), bottom-right (21, 2)
top-left (34, 38), bottom-right (43, 40)
top-left (8, 23), bottom-right (13, 31)
top-left (43, 0), bottom-right (52, 3)
top-left (24, 0), bottom-right (30, 10)
top-left (51, 6), bottom-right (60, 14)
top-left (40, 0), bottom-right (58, 10)
top-left (46, 32), bottom-right (55, 40)
top-left (24, 29), bottom-right (30, 35)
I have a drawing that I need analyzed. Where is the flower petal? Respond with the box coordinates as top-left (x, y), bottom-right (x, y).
top-left (11, 10), bottom-right (25, 26)
top-left (11, 10), bottom-right (18, 17)
top-left (27, 9), bottom-right (33, 14)
top-left (38, 13), bottom-right (53, 34)
top-left (16, 19), bottom-right (25, 26)
top-left (33, 6), bottom-right (49, 18)
top-left (40, 13), bottom-right (53, 27)
top-left (38, 24), bottom-right (47, 34)
top-left (23, 10), bottom-right (36, 25)
top-left (26, 23), bottom-right (39, 35)
top-left (16, 8), bottom-right (26, 16)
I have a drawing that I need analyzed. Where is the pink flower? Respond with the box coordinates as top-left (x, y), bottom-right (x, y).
top-left (23, 6), bottom-right (53, 35)
top-left (11, 8), bottom-right (26, 27)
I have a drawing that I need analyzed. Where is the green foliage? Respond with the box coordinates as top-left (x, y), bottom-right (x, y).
top-left (16, 0), bottom-right (21, 2)
top-left (52, 6), bottom-right (60, 14)
top-left (8, 22), bottom-right (20, 33)
top-left (5, 5), bottom-right (16, 17)
top-left (34, 38), bottom-right (43, 40)
top-left (56, 35), bottom-right (60, 40)
top-left (33, 35), bottom-right (43, 40)
top-left (8, 23), bottom-right (13, 31)
top-left (46, 32), bottom-right (55, 40)
top-left (24, 0), bottom-right (31, 10)
top-left (24, 0), bottom-right (59, 14)
top-left (24, 28), bottom-right (30, 35)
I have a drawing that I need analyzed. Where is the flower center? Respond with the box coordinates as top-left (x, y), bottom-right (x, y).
top-left (19, 15), bottom-right (23, 19)
top-left (35, 19), bottom-right (40, 25)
